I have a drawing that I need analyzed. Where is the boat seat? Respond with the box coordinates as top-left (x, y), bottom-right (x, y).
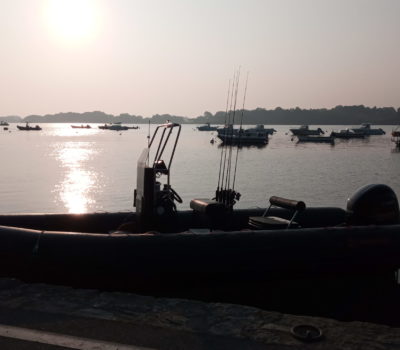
top-left (190, 199), bottom-right (226, 230)
top-left (190, 199), bottom-right (225, 216)
top-left (249, 196), bottom-right (306, 230)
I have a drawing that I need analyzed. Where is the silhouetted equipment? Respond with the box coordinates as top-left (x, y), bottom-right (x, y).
top-left (346, 184), bottom-right (400, 225)
top-left (248, 196), bottom-right (306, 229)
top-left (134, 122), bottom-right (182, 231)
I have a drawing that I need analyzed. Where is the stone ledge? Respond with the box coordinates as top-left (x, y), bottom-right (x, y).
top-left (0, 278), bottom-right (399, 349)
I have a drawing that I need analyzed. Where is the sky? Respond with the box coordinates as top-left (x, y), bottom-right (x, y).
top-left (0, 0), bottom-right (399, 118)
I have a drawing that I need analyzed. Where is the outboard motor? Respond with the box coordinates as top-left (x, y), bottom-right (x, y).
top-left (134, 122), bottom-right (182, 232)
top-left (346, 184), bottom-right (400, 225)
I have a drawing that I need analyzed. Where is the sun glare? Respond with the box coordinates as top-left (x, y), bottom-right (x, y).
top-left (54, 142), bottom-right (98, 213)
top-left (45, 0), bottom-right (99, 43)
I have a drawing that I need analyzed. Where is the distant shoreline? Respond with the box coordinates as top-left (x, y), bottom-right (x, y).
top-left (2, 122), bottom-right (399, 126)
top-left (1, 105), bottom-right (399, 125)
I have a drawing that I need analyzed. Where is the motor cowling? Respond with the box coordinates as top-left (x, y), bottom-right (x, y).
top-left (346, 184), bottom-right (400, 225)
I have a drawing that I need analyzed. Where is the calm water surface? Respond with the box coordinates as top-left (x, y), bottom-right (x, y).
top-left (0, 124), bottom-right (399, 214)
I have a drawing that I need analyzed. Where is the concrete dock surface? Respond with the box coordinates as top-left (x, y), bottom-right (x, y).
top-left (0, 278), bottom-right (399, 349)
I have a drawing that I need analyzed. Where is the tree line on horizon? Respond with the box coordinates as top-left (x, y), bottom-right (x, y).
top-left (0, 105), bottom-right (399, 125)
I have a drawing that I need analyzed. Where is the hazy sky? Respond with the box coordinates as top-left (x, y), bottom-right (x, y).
top-left (1, 0), bottom-right (399, 118)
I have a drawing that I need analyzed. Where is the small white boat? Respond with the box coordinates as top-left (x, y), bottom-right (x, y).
top-left (71, 124), bottom-right (91, 129)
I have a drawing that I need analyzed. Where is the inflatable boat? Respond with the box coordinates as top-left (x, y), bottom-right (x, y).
top-left (0, 122), bottom-right (399, 324)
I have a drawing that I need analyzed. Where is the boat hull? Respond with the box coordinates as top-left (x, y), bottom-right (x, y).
top-left (217, 134), bottom-right (268, 144)
top-left (0, 208), bottom-right (400, 323)
top-left (290, 126), bottom-right (324, 136)
top-left (17, 126), bottom-right (42, 131)
top-left (351, 129), bottom-right (386, 135)
top-left (331, 132), bottom-right (365, 139)
top-left (350, 124), bottom-right (386, 135)
top-left (197, 126), bottom-right (218, 131)
top-left (99, 125), bottom-right (129, 130)
top-left (291, 130), bottom-right (322, 136)
top-left (297, 135), bottom-right (334, 144)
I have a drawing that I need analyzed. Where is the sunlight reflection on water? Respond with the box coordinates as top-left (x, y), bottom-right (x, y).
top-left (53, 142), bottom-right (98, 213)
top-left (0, 124), bottom-right (399, 214)
top-left (47, 125), bottom-right (100, 137)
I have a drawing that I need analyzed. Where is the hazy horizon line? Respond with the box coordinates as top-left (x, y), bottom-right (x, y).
top-left (1, 104), bottom-right (400, 120)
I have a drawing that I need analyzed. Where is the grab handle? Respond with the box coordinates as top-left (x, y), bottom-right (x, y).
top-left (269, 196), bottom-right (306, 211)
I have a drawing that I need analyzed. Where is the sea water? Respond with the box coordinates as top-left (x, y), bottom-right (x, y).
top-left (0, 124), bottom-right (399, 214)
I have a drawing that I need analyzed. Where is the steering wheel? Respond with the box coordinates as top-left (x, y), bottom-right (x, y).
top-left (170, 187), bottom-right (183, 203)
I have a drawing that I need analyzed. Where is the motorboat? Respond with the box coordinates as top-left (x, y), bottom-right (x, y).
top-left (216, 124), bottom-right (269, 144)
top-left (0, 121), bottom-right (9, 126)
top-left (98, 123), bottom-right (111, 129)
top-left (17, 123), bottom-right (42, 131)
top-left (392, 125), bottom-right (400, 148)
top-left (196, 123), bottom-right (218, 131)
top-left (71, 124), bottom-right (91, 129)
top-left (0, 122), bottom-right (400, 325)
top-left (330, 129), bottom-right (366, 139)
top-left (290, 125), bottom-right (324, 136)
top-left (247, 124), bottom-right (276, 135)
top-left (297, 135), bottom-right (334, 144)
top-left (350, 123), bottom-right (385, 135)
top-left (98, 123), bottom-right (129, 131)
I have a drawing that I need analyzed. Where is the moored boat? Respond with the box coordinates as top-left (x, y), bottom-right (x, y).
top-left (17, 123), bottom-right (42, 131)
top-left (392, 125), bottom-right (400, 148)
top-left (248, 124), bottom-right (276, 135)
top-left (350, 123), bottom-right (385, 135)
top-left (98, 122), bottom-right (129, 131)
top-left (330, 129), bottom-right (366, 139)
top-left (71, 124), bottom-right (91, 129)
top-left (196, 123), bottom-right (218, 131)
top-left (217, 124), bottom-right (269, 144)
top-left (290, 125), bottom-right (324, 136)
top-left (297, 135), bottom-right (334, 144)
top-left (0, 122), bottom-right (400, 325)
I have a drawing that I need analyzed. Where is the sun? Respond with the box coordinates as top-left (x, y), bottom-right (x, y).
top-left (44, 0), bottom-right (100, 43)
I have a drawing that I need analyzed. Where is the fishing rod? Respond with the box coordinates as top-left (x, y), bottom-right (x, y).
top-left (215, 67), bottom-right (244, 208)
top-left (224, 68), bottom-right (240, 203)
top-left (218, 71), bottom-right (237, 202)
top-left (232, 72), bottom-right (249, 190)
top-left (216, 78), bottom-right (232, 201)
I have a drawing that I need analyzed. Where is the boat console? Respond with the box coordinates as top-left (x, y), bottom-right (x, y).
top-left (134, 122), bottom-right (182, 232)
